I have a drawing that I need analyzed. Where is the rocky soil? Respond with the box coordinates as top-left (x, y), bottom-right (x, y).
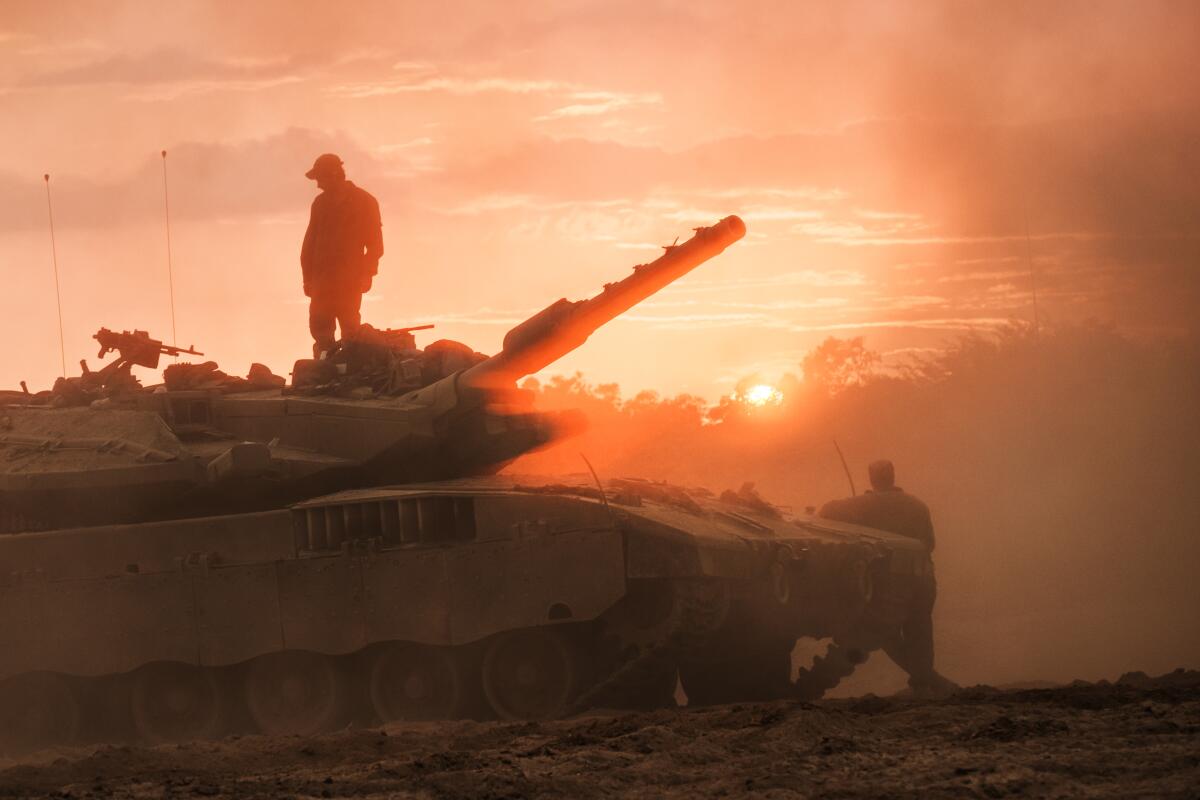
top-left (1, 670), bottom-right (1197, 799)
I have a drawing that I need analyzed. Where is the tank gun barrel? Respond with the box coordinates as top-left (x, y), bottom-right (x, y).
top-left (463, 215), bottom-right (745, 387)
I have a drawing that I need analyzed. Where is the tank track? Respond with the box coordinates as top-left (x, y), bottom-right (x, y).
top-left (575, 577), bottom-right (886, 710)
top-left (572, 578), bottom-right (731, 712)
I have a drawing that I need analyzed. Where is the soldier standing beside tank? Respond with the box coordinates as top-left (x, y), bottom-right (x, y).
top-left (301, 153), bottom-right (384, 357)
top-left (818, 459), bottom-right (955, 695)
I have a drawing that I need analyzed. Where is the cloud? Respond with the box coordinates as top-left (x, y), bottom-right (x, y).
top-left (6, 45), bottom-right (400, 99)
top-left (371, 138), bottom-right (440, 176)
top-left (855, 209), bottom-right (923, 221)
top-left (0, 128), bottom-right (388, 231)
top-left (328, 75), bottom-right (571, 99)
top-left (697, 187), bottom-right (849, 203)
top-left (785, 317), bottom-right (1014, 333)
top-left (624, 311), bottom-right (771, 330)
top-left (437, 193), bottom-right (612, 215)
top-left (16, 49), bottom-right (309, 94)
top-left (424, 111), bottom-right (1198, 332)
top-left (5, 108), bottom-right (1194, 340)
top-left (534, 90), bottom-right (662, 121)
top-left (124, 75), bottom-right (306, 101)
top-left (676, 271), bottom-right (868, 292)
top-left (794, 216), bottom-right (931, 243)
top-left (644, 298), bottom-right (850, 311)
top-left (936, 270), bottom-right (1031, 284)
top-left (374, 138), bottom-right (436, 152)
top-left (439, 112), bottom-right (1200, 248)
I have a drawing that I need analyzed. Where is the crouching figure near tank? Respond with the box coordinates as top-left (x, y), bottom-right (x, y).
top-left (818, 459), bottom-right (958, 696)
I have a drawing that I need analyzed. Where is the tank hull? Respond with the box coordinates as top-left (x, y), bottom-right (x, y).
top-left (0, 477), bottom-right (927, 749)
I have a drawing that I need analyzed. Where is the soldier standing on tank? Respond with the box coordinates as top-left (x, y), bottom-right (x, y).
top-left (818, 459), bottom-right (955, 695)
top-left (301, 153), bottom-right (384, 358)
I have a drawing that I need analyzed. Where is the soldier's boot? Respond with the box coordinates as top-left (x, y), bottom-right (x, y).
top-left (909, 670), bottom-right (959, 698)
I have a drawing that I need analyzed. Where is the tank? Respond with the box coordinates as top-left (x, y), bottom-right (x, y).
top-left (0, 215), bottom-right (930, 751)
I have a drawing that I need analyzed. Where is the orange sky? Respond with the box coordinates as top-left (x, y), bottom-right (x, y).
top-left (1, 0), bottom-right (1197, 399)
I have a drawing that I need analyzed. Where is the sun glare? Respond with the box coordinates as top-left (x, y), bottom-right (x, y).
top-left (743, 383), bottom-right (783, 407)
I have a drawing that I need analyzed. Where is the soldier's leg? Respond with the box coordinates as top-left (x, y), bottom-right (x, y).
top-left (335, 289), bottom-right (363, 340)
top-left (309, 294), bottom-right (337, 358)
top-left (881, 634), bottom-right (913, 675)
top-left (901, 575), bottom-right (938, 689)
top-left (903, 616), bottom-right (935, 688)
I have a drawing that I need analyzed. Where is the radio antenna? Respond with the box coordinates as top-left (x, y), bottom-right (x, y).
top-left (832, 439), bottom-right (857, 496)
top-left (43, 174), bottom-right (67, 377)
top-left (160, 150), bottom-right (178, 349)
top-left (580, 454), bottom-right (612, 508)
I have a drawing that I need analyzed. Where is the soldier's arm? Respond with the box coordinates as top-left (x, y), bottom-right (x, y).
top-left (364, 193), bottom-right (383, 272)
top-left (818, 498), bottom-right (851, 522)
top-left (300, 198), bottom-right (318, 282)
top-left (920, 502), bottom-right (936, 552)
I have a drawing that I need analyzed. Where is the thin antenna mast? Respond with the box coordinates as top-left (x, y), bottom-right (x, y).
top-left (832, 439), bottom-right (857, 496)
top-left (1022, 207), bottom-right (1040, 336)
top-left (160, 150), bottom-right (178, 349)
top-left (580, 453), bottom-right (618, 530)
top-left (43, 174), bottom-right (67, 377)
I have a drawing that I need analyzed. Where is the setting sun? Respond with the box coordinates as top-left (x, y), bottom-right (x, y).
top-left (743, 383), bottom-right (783, 407)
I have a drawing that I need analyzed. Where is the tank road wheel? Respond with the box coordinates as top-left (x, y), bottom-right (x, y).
top-left (482, 629), bottom-right (580, 720)
top-left (129, 662), bottom-right (221, 743)
top-left (0, 672), bottom-right (80, 753)
top-left (369, 645), bottom-right (464, 722)
top-left (244, 651), bottom-right (348, 736)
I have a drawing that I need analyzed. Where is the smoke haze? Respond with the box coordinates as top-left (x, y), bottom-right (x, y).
top-left (511, 325), bottom-right (1200, 688)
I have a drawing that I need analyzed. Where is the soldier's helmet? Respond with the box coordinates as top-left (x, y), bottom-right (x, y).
top-left (305, 153), bottom-right (344, 180)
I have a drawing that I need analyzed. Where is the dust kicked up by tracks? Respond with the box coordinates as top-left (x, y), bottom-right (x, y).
top-left (2, 670), bottom-right (1197, 799)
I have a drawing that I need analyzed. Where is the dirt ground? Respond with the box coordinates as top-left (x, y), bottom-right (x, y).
top-left (1, 670), bottom-right (1197, 800)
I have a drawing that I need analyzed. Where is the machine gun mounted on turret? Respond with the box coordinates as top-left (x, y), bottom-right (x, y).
top-left (82, 328), bottom-right (203, 391)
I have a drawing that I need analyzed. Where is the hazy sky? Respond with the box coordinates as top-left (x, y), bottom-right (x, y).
top-left (1, 0), bottom-right (1196, 398)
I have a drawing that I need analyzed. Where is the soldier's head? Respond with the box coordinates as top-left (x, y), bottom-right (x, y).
top-left (868, 459), bottom-right (895, 491)
top-left (305, 153), bottom-right (346, 190)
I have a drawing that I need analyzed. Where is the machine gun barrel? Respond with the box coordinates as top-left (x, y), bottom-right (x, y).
top-left (160, 343), bottom-right (204, 358)
top-left (462, 215), bottom-right (745, 388)
top-left (384, 324), bottom-right (434, 335)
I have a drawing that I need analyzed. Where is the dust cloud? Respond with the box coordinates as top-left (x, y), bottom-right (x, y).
top-left (510, 323), bottom-right (1200, 688)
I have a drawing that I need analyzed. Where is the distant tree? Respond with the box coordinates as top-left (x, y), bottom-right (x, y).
top-left (706, 392), bottom-right (745, 423)
top-left (801, 336), bottom-right (882, 394)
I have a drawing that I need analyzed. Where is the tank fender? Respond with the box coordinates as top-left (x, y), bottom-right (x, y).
top-left (622, 517), bottom-right (764, 579)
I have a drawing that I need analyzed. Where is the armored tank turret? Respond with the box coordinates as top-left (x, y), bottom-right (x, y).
top-left (0, 216), bottom-right (746, 532)
top-left (0, 215), bottom-right (932, 753)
